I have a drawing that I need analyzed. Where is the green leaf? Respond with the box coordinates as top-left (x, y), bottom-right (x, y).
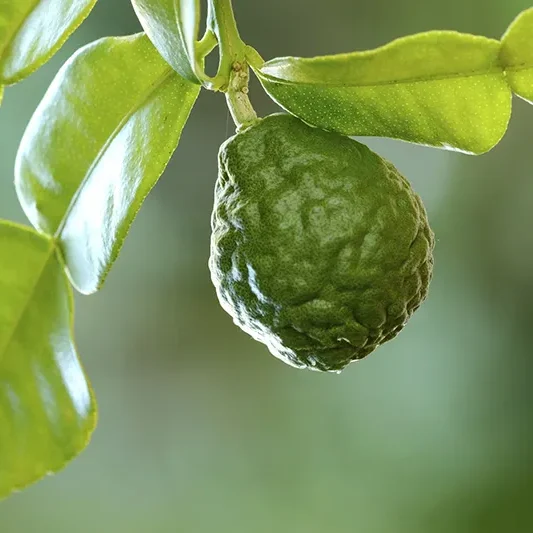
top-left (501, 7), bottom-right (533, 104)
top-left (131, 0), bottom-right (203, 84)
top-left (253, 32), bottom-right (512, 155)
top-left (0, 0), bottom-right (97, 84)
top-left (15, 33), bottom-right (200, 295)
top-left (0, 220), bottom-right (96, 500)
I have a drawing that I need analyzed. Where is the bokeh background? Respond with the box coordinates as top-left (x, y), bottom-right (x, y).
top-left (1, 0), bottom-right (533, 531)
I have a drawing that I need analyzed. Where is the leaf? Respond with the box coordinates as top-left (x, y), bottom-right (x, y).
top-left (501, 7), bottom-right (533, 104)
top-left (15, 33), bottom-right (201, 295)
top-left (0, 0), bottom-right (97, 84)
top-left (253, 32), bottom-right (512, 155)
top-left (0, 220), bottom-right (96, 500)
top-left (131, 0), bottom-right (203, 84)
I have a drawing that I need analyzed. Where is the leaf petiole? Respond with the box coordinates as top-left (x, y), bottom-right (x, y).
top-left (196, 29), bottom-right (218, 61)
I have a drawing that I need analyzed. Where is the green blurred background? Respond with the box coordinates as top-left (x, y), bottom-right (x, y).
top-left (1, 0), bottom-right (533, 531)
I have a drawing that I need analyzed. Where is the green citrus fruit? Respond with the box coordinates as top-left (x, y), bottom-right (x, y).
top-left (209, 114), bottom-right (434, 372)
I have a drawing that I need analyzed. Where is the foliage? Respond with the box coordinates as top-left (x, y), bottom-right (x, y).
top-left (0, 222), bottom-right (96, 497)
top-left (15, 33), bottom-right (200, 294)
top-left (0, 0), bottom-right (531, 499)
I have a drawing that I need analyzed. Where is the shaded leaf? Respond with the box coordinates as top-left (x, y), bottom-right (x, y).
top-left (0, 220), bottom-right (96, 500)
top-left (253, 32), bottom-right (512, 154)
top-left (0, 0), bottom-right (97, 84)
top-left (132, 0), bottom-right (203, 84)
top-left (501, 7), bottom-right (533, 104)
top-left (15, 33), bottom-right (200, 294)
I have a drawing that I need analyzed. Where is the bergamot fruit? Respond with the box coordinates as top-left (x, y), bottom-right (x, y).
top-left (209, 114), bottom-right (434, 372)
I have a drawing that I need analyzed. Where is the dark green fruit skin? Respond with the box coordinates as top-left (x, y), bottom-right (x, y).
top-left (210, 114), bottom-right (434, 372)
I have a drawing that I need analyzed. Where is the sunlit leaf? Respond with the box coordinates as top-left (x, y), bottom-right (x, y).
top-left (253, 32), bottom-right (512, 154)
top-left (0, 0), bottom-right (97, 84)
top-left (0, 220), bottom-right (96, 500)
top-left (501, 7), bottom-right (533, 104)
top-left (132, 0), bottom-right (203, 84)
top-left (15, 33), bottom-right (200, 295)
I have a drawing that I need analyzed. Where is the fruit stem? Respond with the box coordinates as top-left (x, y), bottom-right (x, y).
top-left (226, 62), bottom-right (259, 130)
top-left (207, 0), bottom-right (259, 129)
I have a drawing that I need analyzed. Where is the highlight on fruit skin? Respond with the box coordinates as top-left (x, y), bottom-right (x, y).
top-left (209, 113), bottom-right (434, 372)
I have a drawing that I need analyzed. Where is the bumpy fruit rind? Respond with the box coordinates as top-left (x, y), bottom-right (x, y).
top-left (210, 114), bottom-right (434, 372)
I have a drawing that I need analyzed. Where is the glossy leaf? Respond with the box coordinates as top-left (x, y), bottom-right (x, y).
top-left (15, 33), bottom-right (200, 295)
top-left (0, 220), bottom-right (96, 500)
top-left (0, 0), bottom-right (97, 84)
top-left (131, 0), bottom-right (202, 84)
top-left (253, 32), bottom-right (512, 154)
top-left (501, 7), bottom-right (533, 104)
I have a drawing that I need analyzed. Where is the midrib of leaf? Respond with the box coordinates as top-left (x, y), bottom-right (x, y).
top-left (505, 62), bottom-right (533, 73)
top-left (0, 0), bottom-right (41, 64)
top-left (54, 65), bottom-right (175, 239)
top-left (258, 65), bottom-right (508, 89)
top-left (0, 238), bottom-right (55, 361)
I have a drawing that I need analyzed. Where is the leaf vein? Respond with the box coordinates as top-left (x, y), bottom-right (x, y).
top-left (0, 239), bottom-right (54, 360)
top-left (258, 65), bottom-right (509, 89)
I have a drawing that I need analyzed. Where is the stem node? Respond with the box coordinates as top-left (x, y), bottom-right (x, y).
top-left (207, 0), bottom-right (259, 130)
